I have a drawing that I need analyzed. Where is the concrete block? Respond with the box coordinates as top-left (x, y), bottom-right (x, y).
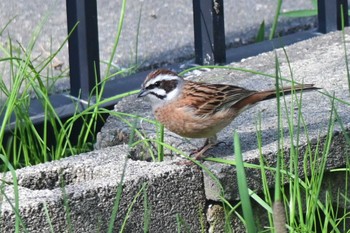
top-left (1, 146), bottom-right (205, 232)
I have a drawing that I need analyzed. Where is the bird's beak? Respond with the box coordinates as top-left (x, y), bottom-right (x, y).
top-left (137, 88), bottom-right (148, 98)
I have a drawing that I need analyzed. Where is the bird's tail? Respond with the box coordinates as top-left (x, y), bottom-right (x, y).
top-left (260, 84), bottom-right (320, 101)
top-left (234, 84), bottom-right (319, 109)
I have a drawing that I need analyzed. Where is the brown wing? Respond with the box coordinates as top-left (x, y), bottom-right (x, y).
top-left (181, 81), bottom-right (256, 117)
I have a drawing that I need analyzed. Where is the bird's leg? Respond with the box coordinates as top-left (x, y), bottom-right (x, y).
top-left (191, 135), bottom-right (218, 160)
top-left (174, 135), bottom-right (220, 166)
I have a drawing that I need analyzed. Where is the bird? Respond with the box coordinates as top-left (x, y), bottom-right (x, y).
top-left (137, 69), bottom-right (318, 160)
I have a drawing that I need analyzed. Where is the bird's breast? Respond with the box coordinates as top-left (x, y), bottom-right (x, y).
top-left (153, 102), bottom-right (237, 138)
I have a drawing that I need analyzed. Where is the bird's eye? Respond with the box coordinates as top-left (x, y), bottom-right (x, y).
top-left (146, 81), bottom-right (163, 90)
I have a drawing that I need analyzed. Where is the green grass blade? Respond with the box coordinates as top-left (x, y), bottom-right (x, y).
top-left (43, 202), bottom-right (55, 233)
top-left (0, 154), bottom-right (28, 232)
top-left (273, 53), bottom-right (288, 232)
top-left (134, 3), bottom-right (143, 66)
top-left (256, 114), bottom-right (274, 226)
top-left (233, 132), bottom-right (257, 233)
top-left (143, 184), bottom-right (151, 233)
top-left (340, 4), bottom-right (350, 95)
top-left (157, 123), bottom-right (164, 162)
top-left (255, 20), bottom-right (265, 42)
top-left (176, 214), bottom-right (181, 233)
top-left (108, 156), bottom-right (128, 233)
top-left (175, 213), bottom-right (191, 233)
top-left (280, 9), bottom-right (317, 18)
top-left (269, 0), bottom-right (283, 40)
top-left (105, 0), bottom-right (127, 76)
top-left (119, 183), bottom-right (147, 232)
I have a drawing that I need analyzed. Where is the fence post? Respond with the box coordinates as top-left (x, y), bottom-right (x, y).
top-left (66, 0), bottom-right (101, 99)
top-left (192, 0), bottom-right (226, 65)
top-left (318, 0), bottom-right (349, 33)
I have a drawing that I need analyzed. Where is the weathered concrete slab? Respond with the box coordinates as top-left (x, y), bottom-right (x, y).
top-left (1, 146), bottom-right (205, 232)
top-left (200, 28), bottom-right (350, 201)
top-left (98, 28), bottom-right (350, 203)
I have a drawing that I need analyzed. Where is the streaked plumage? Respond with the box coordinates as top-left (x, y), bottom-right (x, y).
top-left (137, 69), bottom-right (318, 159)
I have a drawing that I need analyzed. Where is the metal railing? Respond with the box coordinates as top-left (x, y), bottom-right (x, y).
top-left (66, 0), bottom-right (101, 99)
top-left (66, 0), bottom-right (349, 99)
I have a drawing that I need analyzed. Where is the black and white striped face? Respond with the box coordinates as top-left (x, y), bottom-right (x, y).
top-left (137, 69), bottom-right (183, 109)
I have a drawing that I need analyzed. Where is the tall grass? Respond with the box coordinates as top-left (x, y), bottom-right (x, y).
top-left (0, 0), bottom-right (139, 170)
top-left (204, 53), bottom-right (349, 232)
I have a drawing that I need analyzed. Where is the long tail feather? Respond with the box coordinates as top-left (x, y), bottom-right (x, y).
top-left (261, 84), bottom-right (320, 101)
top-left (234, 84), bottom-right (319, 109)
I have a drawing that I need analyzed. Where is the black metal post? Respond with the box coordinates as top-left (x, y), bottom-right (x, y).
top-left (192, 0), bottom-right (226, 65)
top-left (318, 0), bottom-right (349, 33)
top-left (66, 0), bottom-right (101, 99)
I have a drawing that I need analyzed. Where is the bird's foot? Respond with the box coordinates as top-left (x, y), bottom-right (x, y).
top-left (190, 135), bottom-right (223, 160)
top-left (175, 140), bottom-right (225, 166)
top-left (174, 159), bottom-right (196, 166)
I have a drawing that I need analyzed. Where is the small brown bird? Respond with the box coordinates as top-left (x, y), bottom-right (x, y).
top-left (137, 69), bottom-right (318, 160)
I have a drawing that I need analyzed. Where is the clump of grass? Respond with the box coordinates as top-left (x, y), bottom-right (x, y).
top-left (0, 0), bottom-right (141, 170)
top-left (0, 13), bottom-right (73, 168)
top-left (202, 50), bottom-right (349, 232)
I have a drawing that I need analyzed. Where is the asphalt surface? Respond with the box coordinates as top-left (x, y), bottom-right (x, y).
top-left (0, 0), bottom-right (314, 92)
